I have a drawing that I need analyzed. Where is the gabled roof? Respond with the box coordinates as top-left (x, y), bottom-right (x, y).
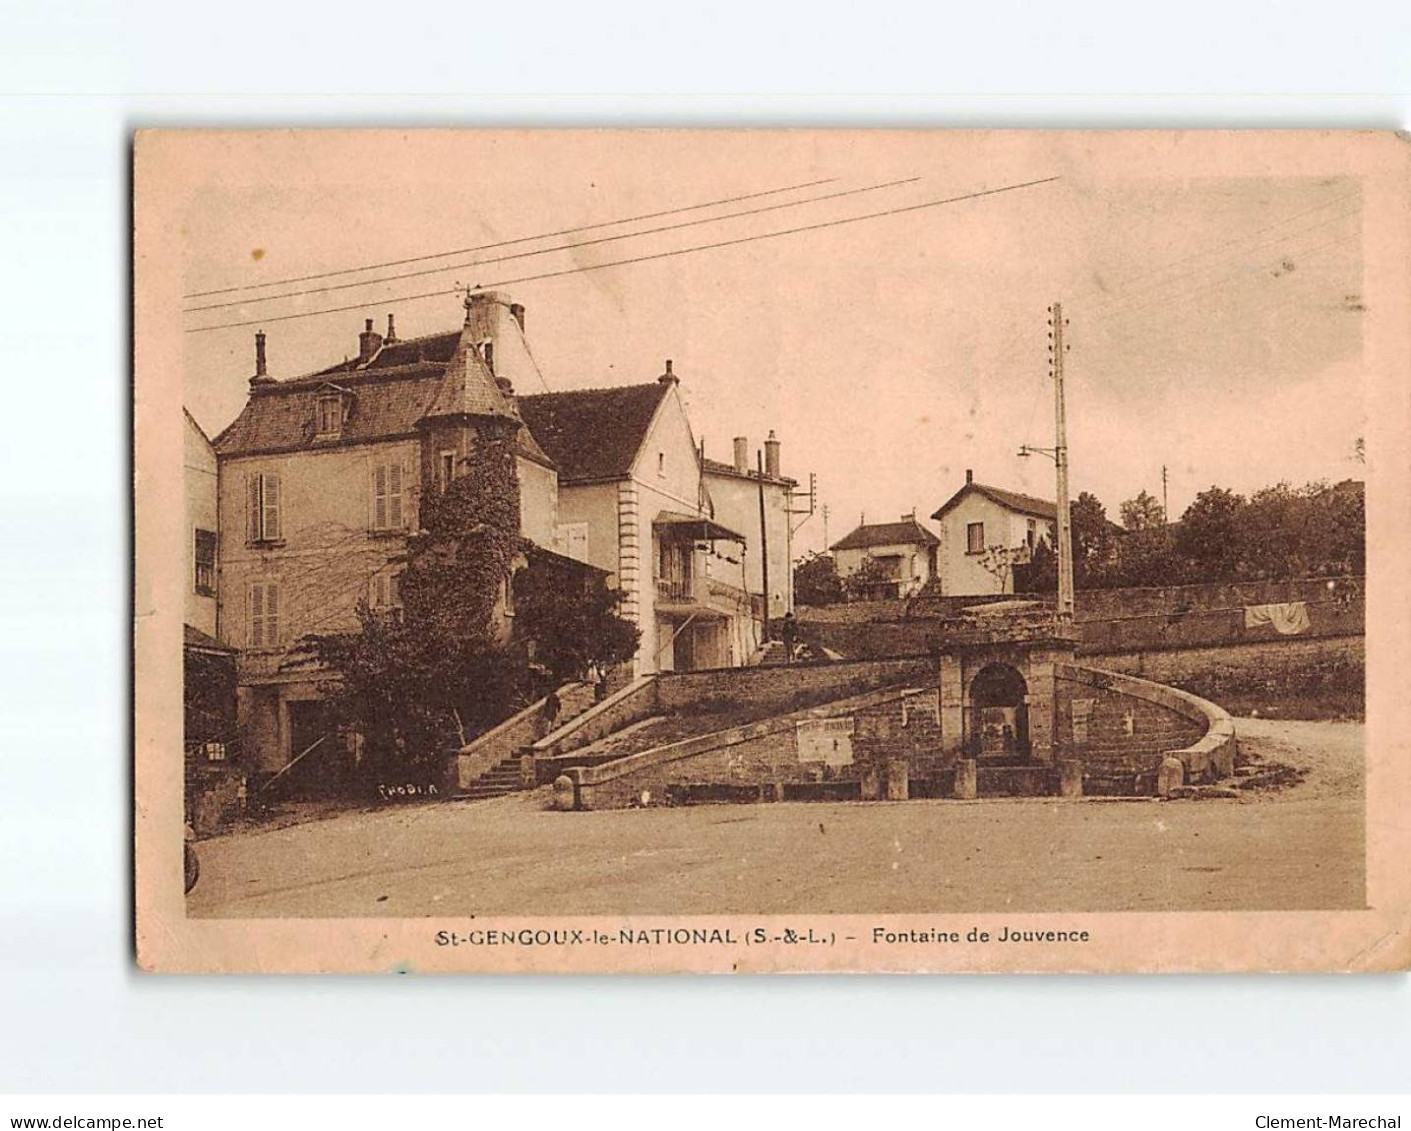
top-left (830, 517), bottom-right (939, 552)
top-left (517, 381), bottom-right (672, 484)
top-left (931, 481), bottom-right (1058, 522)
top-left (213, 326), bottom-right (551, 466)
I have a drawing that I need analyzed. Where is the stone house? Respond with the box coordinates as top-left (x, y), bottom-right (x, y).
top-left (930, 469), bottom-right (1056, 597)
top-left (519, 366), bottom-right (790, 675)
top-left (829, 515), bottom-right (939, 599)
top-left (212, 294), bottom-right (560, 774)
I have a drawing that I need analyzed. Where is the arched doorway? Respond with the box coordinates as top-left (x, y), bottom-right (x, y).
top-left (967, 662), bottom-right (1030, 761)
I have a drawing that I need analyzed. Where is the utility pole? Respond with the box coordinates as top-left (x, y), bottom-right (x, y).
top-left (757, 450), bottom-right (771, 643)
top-left (822, 503), bottom-right (830, 551)
top-left (1049, 302), bottom-right (1075, 622)
top-left (1161, 464), bottom-right (1169, 524)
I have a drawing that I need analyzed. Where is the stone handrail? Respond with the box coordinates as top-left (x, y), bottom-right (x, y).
top-left (452, 681), bottom-right (589, 792)
top-left (531, 674), bottom-right (659, 757)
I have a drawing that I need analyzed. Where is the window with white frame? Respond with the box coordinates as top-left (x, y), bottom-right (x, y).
top-left (316, 395), bottom-right (343, 438)
top-left (247, 472), bottom-right (281, 543)
top-left (371, 462), bottom-right (405, 531)
top-left (966, 521), bottom-right (985, 554)
top-left (249, 581), bottom-right (281, 647)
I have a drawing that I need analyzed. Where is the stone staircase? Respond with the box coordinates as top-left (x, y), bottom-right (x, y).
top-left (458, 682), bottom-right (599, 801)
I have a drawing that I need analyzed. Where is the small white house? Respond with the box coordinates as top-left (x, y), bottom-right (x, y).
top-left (930, 470), bottom-right (1056, 597)
top-left (830, 516), bottom-right (940, 600)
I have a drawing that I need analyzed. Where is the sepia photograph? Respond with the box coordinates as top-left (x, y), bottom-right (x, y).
top-left (133, 129), bottom-right (1410, 973)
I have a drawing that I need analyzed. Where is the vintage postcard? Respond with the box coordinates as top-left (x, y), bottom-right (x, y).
top-left (134, 129), bottom-right (1410, 973)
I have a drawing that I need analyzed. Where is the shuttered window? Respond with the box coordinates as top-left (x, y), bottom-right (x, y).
top-left (247, 472), bottom-right (282, 543)
top-left (371, 462), bottom-right (405, 531)
top-left (249, 581), bottom-right (280, 647)
top-left (370, 570), bottom-right (401, 610)
top-left (966, 521), bottom-right (985, 554)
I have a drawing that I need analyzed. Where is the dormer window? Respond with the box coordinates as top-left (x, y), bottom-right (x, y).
top-left (316, 395), bottom-right (343, 438)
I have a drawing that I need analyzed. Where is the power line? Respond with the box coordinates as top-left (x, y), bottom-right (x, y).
top-left (183, 176), bottom-right (842, 299)
top-left (185, 175), bottom-right (1062, 335)
top-left (183, 176), bottom-right (922, 314)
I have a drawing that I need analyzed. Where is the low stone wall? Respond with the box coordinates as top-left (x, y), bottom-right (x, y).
top-left (563, 684), bottom-right (946, 810)
top-left (1055, 663), bottom-right (1235, 792)
top-left (531, 676), bottom-right (661, 759)
top-left (656, 657), bottom-right (934, 715)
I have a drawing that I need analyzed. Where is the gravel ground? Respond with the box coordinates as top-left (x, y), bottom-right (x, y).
top-left (188, 718), bottom-right (1364, 918)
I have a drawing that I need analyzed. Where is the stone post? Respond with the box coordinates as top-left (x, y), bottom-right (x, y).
top-left (1057, 758), bottom-right (1083, 798)
top-left (1026, 653), bottom-right (1057, 764)
top-left (552, 774), bottom-right (577, 811)
top-left (939, 654), bottom-right (965, 758)
top-left (1157, 756), bottom-right (1185, 796)
top-left (860, 764), bottom-right (882, 801)
top-left (953, 758), bottom-right (977, 800)
top-left (884, 758), bottom-right (909, 801)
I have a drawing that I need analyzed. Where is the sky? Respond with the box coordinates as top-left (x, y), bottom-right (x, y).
top-left (178, 132), bottom-right (1366, 559)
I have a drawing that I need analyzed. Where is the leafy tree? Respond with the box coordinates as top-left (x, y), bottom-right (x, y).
top-left (1013, 535), bottom-right (1056, 593)
top-left (1120, 489), bottom-right (1165, 531)
top-left (841, 554), bottom-right (897, 601)
top-left (1071, 491), bottom-right (1118, 588)
top-left (794, 552), bottom-right (845, 607)
top-left (1111, 525), bottom-right (1180, 587)
top-left (1176, 485), bottom-right (1246, 580)
top-left (513, 554), bottom-right (640, 688)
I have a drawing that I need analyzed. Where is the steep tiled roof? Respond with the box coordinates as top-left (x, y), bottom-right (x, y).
top-left (931, 481), bottom-right (1058, 522)
top-left (517, 382), bottom-right (671, 483)
top-left (214, 327), bottom-right (551, 466)
top-left (830, 518), bottom-right (939, 552)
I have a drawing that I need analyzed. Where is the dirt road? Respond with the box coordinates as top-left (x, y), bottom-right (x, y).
top-left (188, 718), bottom-right (1364, 918)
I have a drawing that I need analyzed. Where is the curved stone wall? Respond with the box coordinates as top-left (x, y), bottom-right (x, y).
top-left (1054, 662), bottom-right (1236, 792)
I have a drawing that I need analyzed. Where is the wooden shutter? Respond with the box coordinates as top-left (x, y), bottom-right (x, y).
top-left (250, 583), bottom-right (265, 647)
top-left (265, 583), bottom-right (280, 645)
top-left (248, 474), bottom-right (261, 543)
top-left (373, 464), bottom-right (388, 530)
top-left (389, 463), bottom-right (404, 529)
top-left (263, 474), bottom-right (281, 541)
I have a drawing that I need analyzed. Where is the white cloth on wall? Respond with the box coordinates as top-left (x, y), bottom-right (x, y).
top-left (1243, 601), bottom-right (1311, 635)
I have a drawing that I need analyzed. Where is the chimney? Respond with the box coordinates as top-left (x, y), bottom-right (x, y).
top-left (495, 375), bottom-right (517, 413)
top-left (764, 430), bottom-right (781, 478)
top-left (385, 313), bottom-right (398, 343)
top-left (249, 330), bottom-right (275, 388)
top-left (732, 436), bottom-right (749, 474)
top-left (509, 303), bottom-right (526, 333)
top-left (358, 318), bottom-right (383, 364)
top-left (658, 358), bottom-right (678, 386)
top-left (966, 468), bottom-right (974, 485)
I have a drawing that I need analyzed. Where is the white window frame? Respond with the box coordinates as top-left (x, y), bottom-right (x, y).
top-left (249, 580), bottom-right (281, 648)
top-left (371, 461), bottom-right (406, 531)
top-left (316, 395), bottom-right (343, 437)
top-left (248, 472), bottom-right (281, 543)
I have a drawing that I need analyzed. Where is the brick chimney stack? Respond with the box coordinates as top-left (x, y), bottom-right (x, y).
top-left (764, 430), bottom-right (781, 478)
top-left (966, 468), bottom-right (974, 485)
top-left (658, 359), bottom-right (678, 386)
top-left (358, 318), bottom-right (383, 364)
top-left (249, 330), bottom-right (275, 388)
top-left (733, 436), bottom-right (749, 474)
top-left (385, 313), bottom-right (398, 343)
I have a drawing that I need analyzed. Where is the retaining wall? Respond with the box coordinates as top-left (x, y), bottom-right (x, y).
top-left (452, 681), bottom-right (593, 791)
top-left (564, 684), bottom-right (943, 810)
top-left (1055, 663), bottom-right (1235, 791)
